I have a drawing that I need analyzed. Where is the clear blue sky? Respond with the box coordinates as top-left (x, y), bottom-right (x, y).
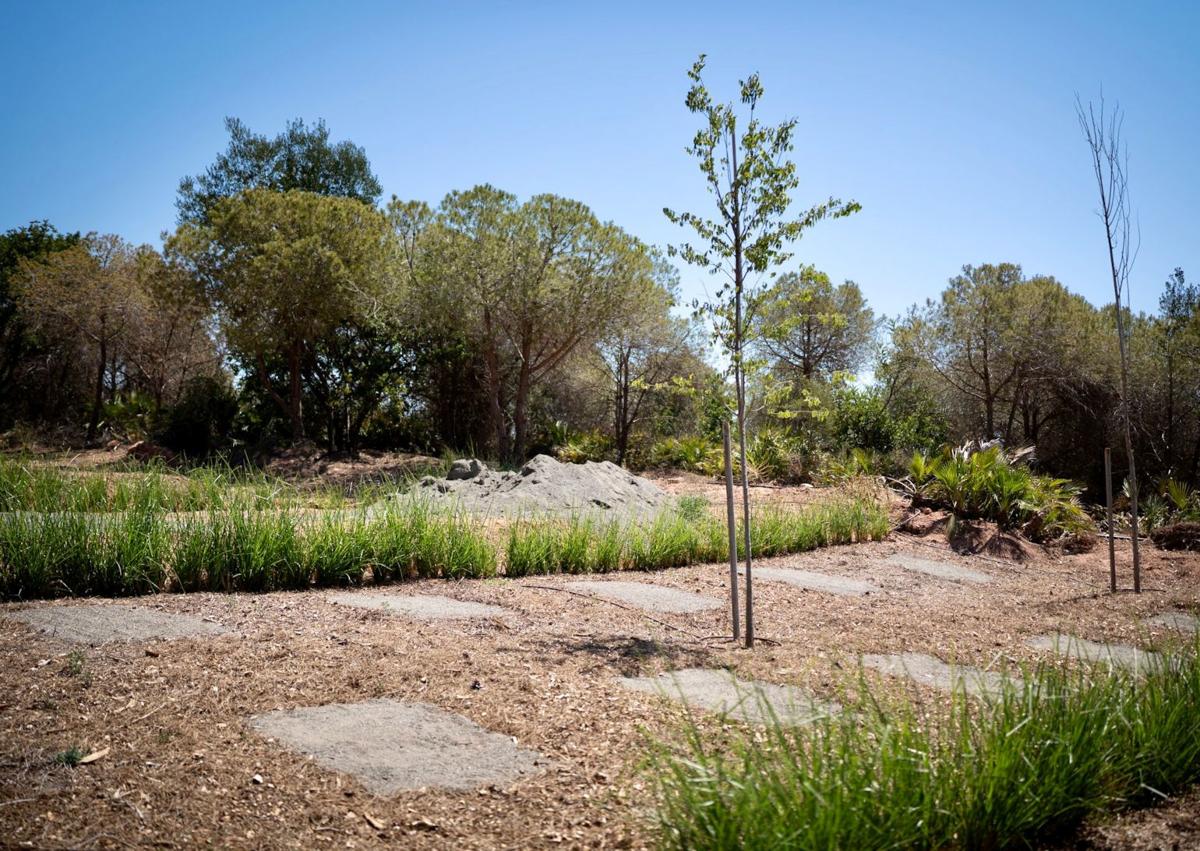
top-left (2, 1), bottom-right (1196, 320)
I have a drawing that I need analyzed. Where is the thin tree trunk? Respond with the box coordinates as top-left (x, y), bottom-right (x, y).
top-left (512, 357), bottom-right (531, 464)
top-left (731, 135), bottom-right (754, 649)
top-left (287, 340), bottom-right (305, 441)
top-left (88, 336), bottom-right (107, 443)
top-left (722, 420), bottom-right (740, 641)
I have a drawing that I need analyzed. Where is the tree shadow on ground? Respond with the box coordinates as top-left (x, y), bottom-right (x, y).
top-left (542, 634), bottom-right (716, 677)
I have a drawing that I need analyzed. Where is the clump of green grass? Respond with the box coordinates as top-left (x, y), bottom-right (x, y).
top-left (368, 499), bottom-right (497, 581)
top-left (650, 641), bottom-right (1200, 851)
top-left (54, 746), bottom-right (87, 767)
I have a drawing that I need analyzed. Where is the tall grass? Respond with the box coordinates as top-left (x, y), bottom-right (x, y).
top-left (0, 456), bottom-right (364, 513)
top-left (505, 497), bottom-right (889, 577)
top-left (0, 499), bottom-right (495, 599)
top-left (650, 642), bottom-right (1200, 850)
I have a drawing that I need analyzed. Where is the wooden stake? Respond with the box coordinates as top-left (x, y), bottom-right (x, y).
top-left (722, 420), bottom-right (740, 640)
top-left (1105, 447), bottom-right (1116, 593)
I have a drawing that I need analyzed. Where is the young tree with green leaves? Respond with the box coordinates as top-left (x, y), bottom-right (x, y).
top-left (664, 55), bottom-right (860, 646)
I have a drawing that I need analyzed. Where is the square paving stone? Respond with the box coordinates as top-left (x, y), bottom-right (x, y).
top-left (330, 593), bottom-right (508, 620)
top-left (249, 699), bottom-right (543, 794)
top-left (885, 553), bottom-right (992, 584)
top-left (6, 604), bottom-right (228, 645)
top-left (862, 652), bottom-right (1020, 698)
top-left (563, 580), bottom-right (721, 613)
top-left (620, 668), bottom-right (837, 725)
top-left (1148, 611), bottom-right (1200, 632)
top-left (1028, 633), bottom-right (1161, 670)
top-left (747, 567), bottom-right (878, 596)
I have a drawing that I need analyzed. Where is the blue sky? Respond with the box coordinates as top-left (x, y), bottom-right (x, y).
top-left (2, 1), bottom-right (1196, 321)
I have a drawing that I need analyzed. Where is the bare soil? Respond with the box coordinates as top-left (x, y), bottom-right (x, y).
top-left (1, 482), bottom-right (1199, 848)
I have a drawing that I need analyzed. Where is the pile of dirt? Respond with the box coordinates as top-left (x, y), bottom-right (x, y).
top-left (1151, 521), bottom-right (1200, 552)
top-left (398, 454), bottom-right (675, 520)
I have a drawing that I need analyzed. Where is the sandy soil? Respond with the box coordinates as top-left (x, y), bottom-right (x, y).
top-left (1, 494), bottom-right (1199, 848)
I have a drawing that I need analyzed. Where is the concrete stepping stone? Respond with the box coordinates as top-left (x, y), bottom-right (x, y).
top-left (249, 699), bottom-right (542, 793)
top-left (620, 667), bottom-right (837, 725)
top-left (6, 604), bottom-right (227, 645)
top-left (330, 592), bottom-right (507, 620)
top-left (1148, 611), bottom-right (1200, 632)
top-left (1028, 633), bottom-right (1161, 670)
top-left (747, 567), bottom-right (878, 597)
top-left (563, 580), bottom-right (721, 613)
top-left (862, 652), bottom-right (1020, 698)
top-left (885, 553), bottom-right (992, 584)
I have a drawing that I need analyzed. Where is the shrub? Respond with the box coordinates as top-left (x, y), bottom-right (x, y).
top-left (647, 436), bottom-right (723, 476)
top-left (904, 445), bottom-right (1094, 542)
top-left (556, 430), bottom-right (613, 463)
top-left (157, 376), bottom-right (238, 457)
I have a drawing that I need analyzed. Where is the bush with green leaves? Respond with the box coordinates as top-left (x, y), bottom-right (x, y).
top-left (903, 444), bottom-right (1093, 541)
top-left (830, 386), bottom-right (948, 455)
top-left (555, 430), bottom-right (613, 464)
top-left (646, 436), bottom-right (723, 476)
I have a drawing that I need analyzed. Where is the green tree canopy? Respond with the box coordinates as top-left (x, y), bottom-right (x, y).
top-left (168, 189), bottom-right (398, 440)
top-left (177, 117), bottom-right (382, 225)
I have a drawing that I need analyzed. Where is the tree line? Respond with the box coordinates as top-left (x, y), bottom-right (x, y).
top-left (0, 116), bottom-right (1194, 497)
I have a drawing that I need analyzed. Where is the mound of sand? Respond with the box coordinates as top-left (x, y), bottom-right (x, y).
top-left (391, 454), bottom-right (675, 520)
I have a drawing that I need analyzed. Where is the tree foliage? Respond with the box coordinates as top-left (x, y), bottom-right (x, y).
top-left (177, 117), bottom-right (382, 225)
top-left (168, 189), bottom-right (398, 440)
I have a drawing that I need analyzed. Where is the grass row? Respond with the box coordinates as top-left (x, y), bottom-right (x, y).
top-left (0, 496), bottom-right (888, 599)
top-left (505, 498), bottom-right (890, 577)
top-left (651, 642), bottom-right (1200, 850)
top-left (0, 502), bottom-right (495, 598)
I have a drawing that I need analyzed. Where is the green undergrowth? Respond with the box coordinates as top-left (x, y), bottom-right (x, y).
top-left (650, 641), bottom-right (1200, 851)
top-left (504, 497), bottom-right (889, 577)
top-left (0, 456), bottom-right (322, 513)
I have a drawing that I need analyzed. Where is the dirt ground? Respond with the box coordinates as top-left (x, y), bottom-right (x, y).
top-left (2, 484), bottom-right (1199, 848)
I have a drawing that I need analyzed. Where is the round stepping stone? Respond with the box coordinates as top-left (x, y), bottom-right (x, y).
top-left (619, 667), bottom-right (837, 725)
top-left (249, 699), bottom-right (542, 793)
top-left (330, 593), bottom-right (507, 620)
top-left (862, 652), bottom-right (1020, 698)
top-left (5, 604), bottom-right (228, 645)
top-left (562, 580), bottom-right (721, 613)
top-left (746, 567), bottom-right (878, 596)
top-left (885, 553), bottom-right (992, 584)
top-left (1148, 611), bottom-right (1200, 632)
top-left (1028, 633), bottom-right (1161, 670)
